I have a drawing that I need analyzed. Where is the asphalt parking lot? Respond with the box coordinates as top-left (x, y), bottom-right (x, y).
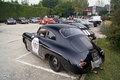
top-left (0, 23), bottom-right (86, 80)
top-left (0, 23), bottom-right (104, 80)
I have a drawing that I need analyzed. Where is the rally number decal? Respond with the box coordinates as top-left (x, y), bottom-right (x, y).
top-left (31, 38), bottom-right (39, 54)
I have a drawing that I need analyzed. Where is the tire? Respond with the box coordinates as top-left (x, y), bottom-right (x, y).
top-left (49, 55), bottom-right (62, 72)
top-left (94, 22), bottom-right (97, 27)
top-left (24, 39), bottom-right (30, 51)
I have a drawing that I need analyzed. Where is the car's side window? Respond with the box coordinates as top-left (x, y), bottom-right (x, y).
top-left (38, 28), bottom-right (47, 38)
top-left (46, 31), bottom-right (56, 40)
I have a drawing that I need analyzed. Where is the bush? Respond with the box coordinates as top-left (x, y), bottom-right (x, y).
top-left (106, 25), bottom-right (120, 51)
top-left (101, 1), bottom-right (120, 51)
top-left (0, 2), bottom-right (50, 22)
top-left (100, 21), bottom-right (111, 34)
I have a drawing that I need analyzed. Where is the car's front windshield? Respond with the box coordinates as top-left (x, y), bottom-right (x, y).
top-left (8, 18), bottom-right (14, 20)
top-left (60, 27), bottom-right (84, 38)
top-left (20, 17), bottom-right (25, 20)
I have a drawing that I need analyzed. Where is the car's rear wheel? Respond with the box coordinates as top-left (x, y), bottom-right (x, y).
top-left (24, 39), bottom-right (30, 51)
top-left (49, 55), bottom-right (62, 72)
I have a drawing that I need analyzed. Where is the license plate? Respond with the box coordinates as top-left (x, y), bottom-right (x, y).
top-left (91, 58), bottom-right (102, 69)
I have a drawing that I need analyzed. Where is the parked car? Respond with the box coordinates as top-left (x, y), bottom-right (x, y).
top-left (36, 17), bottom-right (42, 20)
top-left (76, 19), bottom-right (93, 28)
top-left (88, 16), bottom-right (102, 27)
top-left (69, 22), bottom-right (96, 40)
top-left (29, 17), bottom-right (38, 23)
top-left (22, 24), bottom-right (105, 74)
top-left (17, 17), bottom-right (29, 24)
top-left (60, 20), bottom-right (75, 24)
top-left (58, 17), bottom-right (67, 23)
top-left (61, 20), bottom-right (96, 40)
top-left (38, 18), bottom-right (55, 24)
top-left (5, 17), bottom-right (16, 24)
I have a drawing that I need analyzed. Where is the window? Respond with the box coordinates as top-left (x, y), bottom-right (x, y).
top-left (71, 36), bottom-right (93, 52)
top-left (38, 28), bottom-right (47, 37)
top-left (60, 27), bottom-right (84, 38)
top-left (46, 31), bottom-right (56, 40)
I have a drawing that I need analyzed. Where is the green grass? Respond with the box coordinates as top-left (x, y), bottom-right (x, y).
top-left (85, 38), bottom-right (120, 80)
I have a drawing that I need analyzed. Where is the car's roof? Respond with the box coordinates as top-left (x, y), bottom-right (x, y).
top-left (41, 24), bottom-right (75, 31)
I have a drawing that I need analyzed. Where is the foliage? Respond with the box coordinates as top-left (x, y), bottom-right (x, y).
top-left (100, 21), bottom-right (111, 34)
top-left (85, 38), bottom-right (120, 80)
top-left (99, 7), bottom-right (108, 16)
top-left (42, 0), bottom-right (59, 8)
top-left (72, 0), bottom-right (88, 15)
top-left (54, 1), bottom-right (74, 17)
top-left (0, 1), bottom-right (50, 22)
top-left (111, 0), bottom-right (120, 10)
top-left (103, 0), bottom-right (120, 50)
top-left (41, 0), bottom-right (88, 16)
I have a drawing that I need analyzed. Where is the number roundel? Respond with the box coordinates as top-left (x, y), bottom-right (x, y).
top-left (31, 38), bottom-right (39, 54)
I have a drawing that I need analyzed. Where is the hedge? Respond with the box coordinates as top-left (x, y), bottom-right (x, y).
top-left (0, 2), bottom-right (50, 22)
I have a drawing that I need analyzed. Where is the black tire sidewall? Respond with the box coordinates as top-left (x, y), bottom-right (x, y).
top-left (24, 39), bottom-right (30, 51)
top-left (49, 55), bottom-right (62, 72)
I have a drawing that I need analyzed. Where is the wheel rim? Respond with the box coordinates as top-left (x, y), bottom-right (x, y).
top-left (51, 57), bottom-right (58, 67)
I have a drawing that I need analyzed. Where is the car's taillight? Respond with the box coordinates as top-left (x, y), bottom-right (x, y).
top-left (79, 59), bottom-right (86, 67)
top-left (100, 50), bottom-right (105, 55)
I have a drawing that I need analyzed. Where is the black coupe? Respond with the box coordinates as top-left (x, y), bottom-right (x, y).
top-left (22, 24), bottom-right (105, 74)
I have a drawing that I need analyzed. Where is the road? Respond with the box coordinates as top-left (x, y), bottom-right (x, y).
top-left (0, 23), bottom-right (104, 80)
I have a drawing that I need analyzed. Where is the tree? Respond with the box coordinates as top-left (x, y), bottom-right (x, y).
top-left (99, 6), bottom-right (108, 16)
top-left (111, 0), bottom-right (120, 10)
top-left (72, 0), bottom-right (88, 15)
top-left (54, 1), bottom-right (74, 17)
top-left (11, 0), bottom-right (14, 3)
top-left (42, 0), bottom-right (59, 8)
top-left (105, 0), bottom-right (120, 50)
top-left (14, 0), bottom-right (19, 4)
top-left (38, 1), bottom-right (42, 7)
top-left (21, 0), bottom-right (28, 5)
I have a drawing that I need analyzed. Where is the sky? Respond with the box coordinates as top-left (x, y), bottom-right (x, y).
top-left (4, 0), bottom-right (110, 6)
top-left (88, 0), bottom-right (110, 6)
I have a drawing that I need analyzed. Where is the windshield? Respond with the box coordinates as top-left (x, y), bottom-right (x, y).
top-left (8, 18), bottom-right (14, 20)
top-left (60, 27), bottom-right (84, 38)
top-left (19, 17), bottom-right (25, 20)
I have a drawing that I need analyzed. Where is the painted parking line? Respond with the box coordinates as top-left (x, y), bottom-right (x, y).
top-left (15, 53), bottom-right (80, 80)
top-left (15, 52), bottom-right (31, 60)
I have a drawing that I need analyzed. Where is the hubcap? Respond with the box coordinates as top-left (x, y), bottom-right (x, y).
top-left (53, 57), bottom-right (58, 65)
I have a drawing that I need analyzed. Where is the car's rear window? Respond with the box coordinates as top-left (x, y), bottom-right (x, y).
top-left (71, 36), bottom-right (93, 52)
top-left (60, 27), bottom-right (84, 38)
